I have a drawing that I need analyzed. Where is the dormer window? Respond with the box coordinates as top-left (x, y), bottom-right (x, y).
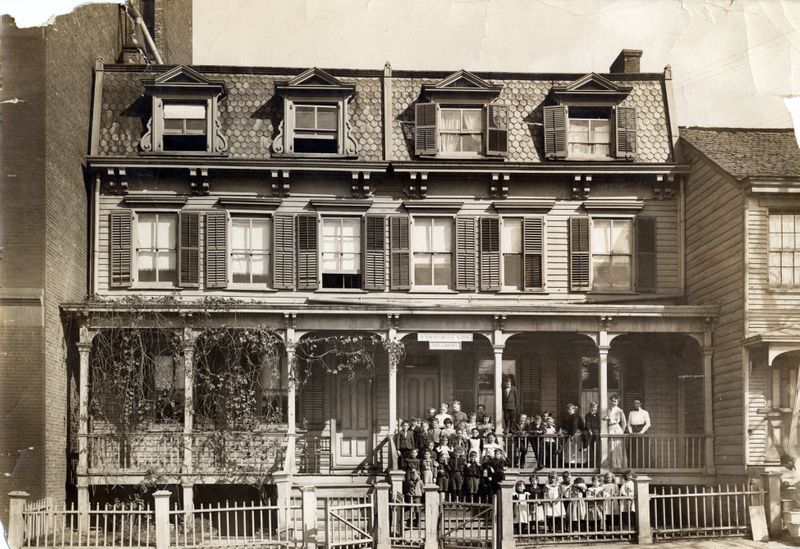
top-left (544, 73), bottom-right (635, 161)
top-left (414, 70), bottom-right (508, 159)
top-left (272, 68), bottom-right (358, 157)
top-left (139, 66), bottom-right (228, 155)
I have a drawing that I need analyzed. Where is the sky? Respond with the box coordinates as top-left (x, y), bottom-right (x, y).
top-left (2, 0), bottom-right (799, 130)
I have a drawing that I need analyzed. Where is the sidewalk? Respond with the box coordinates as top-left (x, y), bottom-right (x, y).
top-left (545, 537), bottom-right (800, 549)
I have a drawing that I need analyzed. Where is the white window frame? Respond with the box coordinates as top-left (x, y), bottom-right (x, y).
top-left (438, 106), bottom-right (483, 157)
top-left (565, 106), bottom-right (613, 161)
top-left (284, 98), bottom-right (348, 157)
top-left (154, 97), bottom-right (214, 154)
top-left (320, 216), bottom-right (363, 289)
top-left (133, 211), bottom-right (179, 288)
top-left (410, 215), bottom-right (455, 291)
top-left (228, 215), bottom-right (273, 289)
top-left (589, 216), bottom-right (634, 292)
top-left (500, 216), bottom-right (524, 291)
top-left (768, 212), bottom-right (800, 288)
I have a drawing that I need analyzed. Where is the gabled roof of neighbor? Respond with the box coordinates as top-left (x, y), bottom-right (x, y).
top-left (679, 127), bottom-right (800, 179)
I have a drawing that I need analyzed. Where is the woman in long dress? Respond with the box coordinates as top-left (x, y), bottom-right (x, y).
top-left (605, 395), bottom-right (628, 469)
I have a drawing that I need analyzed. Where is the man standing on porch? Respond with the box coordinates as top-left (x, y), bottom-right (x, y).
top-left (502, 377), bottom-right (518, 433)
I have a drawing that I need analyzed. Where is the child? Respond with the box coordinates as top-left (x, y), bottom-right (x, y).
top-left (482, 432), bottom-right (502, 459)
top-left (437, 454), bottom-right (450, 494)
top-left (440, 418), bottom-right (456, 440)
top-left (568, 477), bottom-right (588, 533)
top-left (480, 455), bottom-right (495, 498)
top-left (586, 475), bottom-right (605, 532)
top-left (420, 450), bottom-right (435, 485)
top-left (425, 440), bottom-right (437, 459)
top-left (490, 449), bottom-right (507, 492)
top-left (465, 451), bottom-right (482, 498)
top-left (480, 415), bottom-right (495, 436)
top-left (449, 447), bottom-right (467, 496)
top-left (513, 480), bottom-right (530, 535)
top-left (602, 472), bottom-right (619, 530)
top-left (426, 418), bottom-right (442, 447)
top-left (451, 400), bottom-right (468, 428)
top-left (437, 436), bottom-right (453, 462)
top-left (465, 412), bottom-right (478, 434)
top-left (412, 418), bottom-right (427, 455)
top-left (542, 415), bottom-right (559, 469)
top-left (468, 427), bottom-right (483, 458)
top-left (542, 472), bottom-right (565, 532)
top-left (529, 415), bottom-right (545, 471)
top-left (404, 448), bottom-right (420, 483)
top-left (619, 471), bottom-right (636, 527)
top-left (559, 471), bottom-right (573, 520)
top-left (405, 470), bottom-right (424, 526)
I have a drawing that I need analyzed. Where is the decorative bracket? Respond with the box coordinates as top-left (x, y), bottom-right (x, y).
top-left (490, 173), bottom-right (510, 199)
top-left (387, 313), bottom-right (400, 334)
top-left (105, 167), bottom-right (128, 194)
top-left (351, 171), bottom-right (373, 198)
top-left (572, 175), bottom-right (591, 200)
top-left (404, 172), bottom-right (428, 199)
top-left (493, 314), bottom-right (507, 332)
top-left (654, 174), bottom-right (677, 200)
top-left (599, 315), bottom-right (613, 333)
top-left (271, 170), bottom-right (291, 197)
top-left (190, 168), bottom-right (210, 195)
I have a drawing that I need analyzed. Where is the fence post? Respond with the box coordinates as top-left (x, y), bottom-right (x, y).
top-left (635, 475), bottom-right (653, 544)
top-left (7, 491), bottom-right (28, 549)
top-left (498, 480), bottom-right (516, 548)
top-left (300, 486), bottom-right (317, 548)
top-left (762, 471), bottom-right (783, 536)
top-left (375, 482), bottom-right (391, 549)
top-left (153, 489), bottom-right (171, 549)
top-left (423, 484), bottom-right (439, 549)
top-left (274, 471), bottom-right (290, 531)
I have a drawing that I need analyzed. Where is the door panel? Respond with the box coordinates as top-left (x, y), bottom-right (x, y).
top-left (334, 376), bottom-right (372, 466)
top-left (401, 370), bottom-right (439, 421)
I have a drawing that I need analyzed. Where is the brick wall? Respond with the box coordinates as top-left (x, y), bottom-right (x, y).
top-left (154, 0), bottom-right (193, 64)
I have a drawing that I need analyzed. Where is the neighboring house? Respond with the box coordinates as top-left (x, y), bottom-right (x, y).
top-left (679, 127), bottom-right (800, 479)
top-left (61, 48), bottom-right (722, 509)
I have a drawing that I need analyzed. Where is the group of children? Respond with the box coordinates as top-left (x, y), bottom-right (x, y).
top-left (512, 471), bottom-right (637, 534)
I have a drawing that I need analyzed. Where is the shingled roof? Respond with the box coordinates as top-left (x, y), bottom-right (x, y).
top-left (679, 127), bottom-right (800, 179)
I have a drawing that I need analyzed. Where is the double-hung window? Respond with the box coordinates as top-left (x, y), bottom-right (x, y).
top-left (294, 104), bottom-right (339, 154)
top-left (136, 212), bottom-right (177, 285)
top-left (769, 213), bottom-right (800, 287)
top-left (591, 219), bottom-right (632, 291)
top-left (153, 353), bottom-right (185, 421)
top-left (162, 102), bottom-right (208, 152)
top-left (321, 217), bottom-right (362, 288)
top-left (412, 217), bottom-right (453, 289)
top-left (439, 108), bottom-right (482, 154)
top-left (567, 108), bottom-right (611, 159)
top-left (501, 218), bottom-right (523, 290)
top-left (231, 217), bottom-right (272, 286)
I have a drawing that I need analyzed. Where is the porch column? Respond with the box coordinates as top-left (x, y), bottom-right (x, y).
top-left (388, 342), bottom-right (398, 471)
top-left (76, 327), bottom-right (95, 520)
top-left (703, 346), bottom-right (715, 475)
top-left (285, 344), bottom-right (297, 474)
top-left (182, 329), bottom-right (197, 511)
top-left (598, 344), bottom-right (609, 469)
top-left (494, 345), bottom-right (504, 432)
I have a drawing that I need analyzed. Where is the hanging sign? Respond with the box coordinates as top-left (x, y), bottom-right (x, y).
top-left (418, 333), bottom-right (473, 343)
top-left (428, 341), bottom-right (462, 350)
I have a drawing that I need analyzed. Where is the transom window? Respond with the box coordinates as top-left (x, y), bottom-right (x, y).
top-left (294, 104), bottom-right (339, 154)
top-left (412, 217), bottom-right (453, 289)
top-left (440, 108), bottom-right (482, 154)
top-left (502, 218), bottom-right (523, 290)
top-left (162, 102), bottom-right (207, 152)
top-left (231, 217), bottom-right (272, 285)
top-left (568, 108), bottom-right (611, 159)
top-left (591, 219), bottom-right (632, 290)
top-left (322, 217), bottom-right (362, 289)
top-left (136, 213), bottom-right (177, 284)
top-left (769, 213), bottom-right (800, 287)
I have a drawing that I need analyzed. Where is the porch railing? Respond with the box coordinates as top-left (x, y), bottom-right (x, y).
top-left (85, 431), bottom-right (183, 475)
top-left (192, 431), bottom-right (287, 475)
top-left (503, 433), bottom-right (709, 472)
top-left (295, 434), bottom-right (332, 474)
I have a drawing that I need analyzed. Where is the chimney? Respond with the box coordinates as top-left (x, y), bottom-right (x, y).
top-left (610, 49), bottom-right (643, 74)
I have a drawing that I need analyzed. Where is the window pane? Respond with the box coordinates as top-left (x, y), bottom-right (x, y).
top-left (138, 251), bottom-right (156, 272)
top-left (440, 109), bottom-right (461, 131)
top-left (462, 109), bottom-right (481, 131)
top-left (414, 255), bottom-right (432, 285)
top-left (461, 134), bottom-right (482, 152)
top-left (433, 254), bottom-right (451, 286)
top-left (295, 106), bottom-right (315, 129)
top-left (431, 219), bottom-right (452, 252)
top-left (154, 355), bottom-right (176, 391)
top-left (610, 220), bottom-right (632, 253)
top-left (157, 215), bottom-right (176, 249)
top-left (591, 220), bottom-right (610, 254)
top-left (322, 254), bottom-right (338, 271)
top-left (783, 214), bottom-right (795, 237)
top-left (251, 219), bottom-right (270, 251)
top-left (164, 103), bottom-right (206, 119)
top-left (232, 221), bottom-right (248, 250)
top-left (569, 119), bottom-right (590, 141)
top-left (185, 119), bottom-right (206, 134)
top-left (339, 253), bottom-right (359, 273)
top-left (591, 119), bottom-right (610, 144)
top-left (232, 253), bottom-right (248, 275)
top-left (769, 214), bottom-right (783, 234)
top-left (317, 107), bottom-right (338, 131)
top-left (610, 256), bottom-right (631, 289)
top-left (157, 250), bottom-right (177, 272)
top-left (770, 231), bottom-right (782, 250)
top-left (504, 254), bottom-right (522, 289)
top-left (502, 218), bottom-right (522, 254)
top-left (440, 134), bottom-right (459, 152)
top-left (784, 231), bottom-right (796, 250)
top-left (163, 119), bottom-right (183, 132)
top-left (412, 220), bottom-right (431, 252)
top-left (252, 255), bottom-right (268, 280)
top-left (593, 255), bottom-right (610, 288)
top-left (769, 266), bottom-right (782, 286)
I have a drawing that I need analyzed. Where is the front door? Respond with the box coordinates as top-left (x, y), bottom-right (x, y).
top-left (334, 376), bottom-right (372, 467)
top-left (401, 369), bottom-right (439, 421)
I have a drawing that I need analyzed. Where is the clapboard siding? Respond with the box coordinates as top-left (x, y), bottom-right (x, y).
top-left (684, 149), bottom-right (746, 470)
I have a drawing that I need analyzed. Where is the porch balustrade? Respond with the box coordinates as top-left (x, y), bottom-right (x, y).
top-left (84, 432), bottom-right (184, 475)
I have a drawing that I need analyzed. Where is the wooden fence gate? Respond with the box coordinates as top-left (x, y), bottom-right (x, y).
top-left (439, 494), bottom-right (496, 549)
top-left (324, 495), bottom-right (374, 548)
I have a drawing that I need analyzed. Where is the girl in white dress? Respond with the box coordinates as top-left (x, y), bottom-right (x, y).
top-left (605, 395), bottom-right (628, 469)
top-left (513, 480), bottom-right (531, 534)
top-left (586, 475), bottom-right (605, 531)
top-left (619, 471), bottom-right (636, 527)
top-left (543, 472), bottom-right (565, 532)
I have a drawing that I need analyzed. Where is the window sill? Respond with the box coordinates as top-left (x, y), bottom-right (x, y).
top-left (315, 288), bottom-right (368, 293)
top-left (766, 286), bottom-right (800, 294)
top-left (496, 289), bottom-right (548, 294)
top-left (130, 284), bottom-right (182, 290)
top-left (226, 284), bottom-right (278, 292)
top-left (587, 290), bottom-right (639, 295)
top-left (410, 288), bottom-right (458, 294)
top-left (140, 150), bottom-right (228, 157)
top-left (272, 152), bottom-right (358, 160)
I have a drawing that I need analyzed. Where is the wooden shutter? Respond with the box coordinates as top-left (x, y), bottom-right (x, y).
top-left (455, 217), bottom-right (477, 291)
top-left (623, 355), bottom-right (645, 413)
top-left (389, 216), bottom-right (410, 290)
top-left (636, 217), bottom-right (657, 291)
top-left (109, 210), bottom-right (132, 288)
top-left (363, 215), bottom-right (386, 290)
top-left (569, 217), bottom-right (590, 291)
top-left (485, 104), bottom-right (509, 157)
top-left (518, 353), bottom-right (541, 416)
top-left (204, 211), bottom-right (227, 288)
top-left (296, 214), bottom-right (318, 290)
top-left (452, 352), bottom-right (476, 412)
top-left (543, 105), bottom-right (567, 159)
top-left (523, 217), bottom-right (544, 290)
top-left (614, 106), bottom-right (637, 159)
top-left (273, 215), bottom-right (295, 289)
top-left (415, 103), bottom-right (438, 156)
top-left (479, 217), bottom-right (500, 291)
top-left (301, 366), bottom-right (326, 427)
top-left (178, 211), bottom-right (200, 287)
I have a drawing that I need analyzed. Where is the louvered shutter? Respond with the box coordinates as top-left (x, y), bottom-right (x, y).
top-left (455, 217), bottom-right (477, 291)
top-left (623, 355), bottom-right (645, 413)
top-left (636, 217), bottom-right (656, 291)
top-left (273, 215), bottom-right (295, 289)
top-left (543, 105), bottom-right (567, 159)
top-left (569, 217), bottom-right (590, 291)
top-left (204, 211), bottom-right (227, 288)
top-left (485, 104), bottom-right (509, 157)
top-left (479, 217), bottom-right (500, 291)
top-left (614, 106), bottom-right (637, 159)
top-left (296, 214), bottom-right (318, 290)
top-left (363, 216), bottom-right (386, 290)
top-left (109, 211), bottom-right (132, 288)
top-left (389, 216), bottom-right (410, 290)
top-left (415, 103), bottom-right (438, 156)
top-left (518, 353), bottom-right (541, 416)
top-left (301, 365), bottom-right (326, 427)
top-left (178, 211), bottom-right (200, 287)
top-left (523, 217), bottom-right (544, 290)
